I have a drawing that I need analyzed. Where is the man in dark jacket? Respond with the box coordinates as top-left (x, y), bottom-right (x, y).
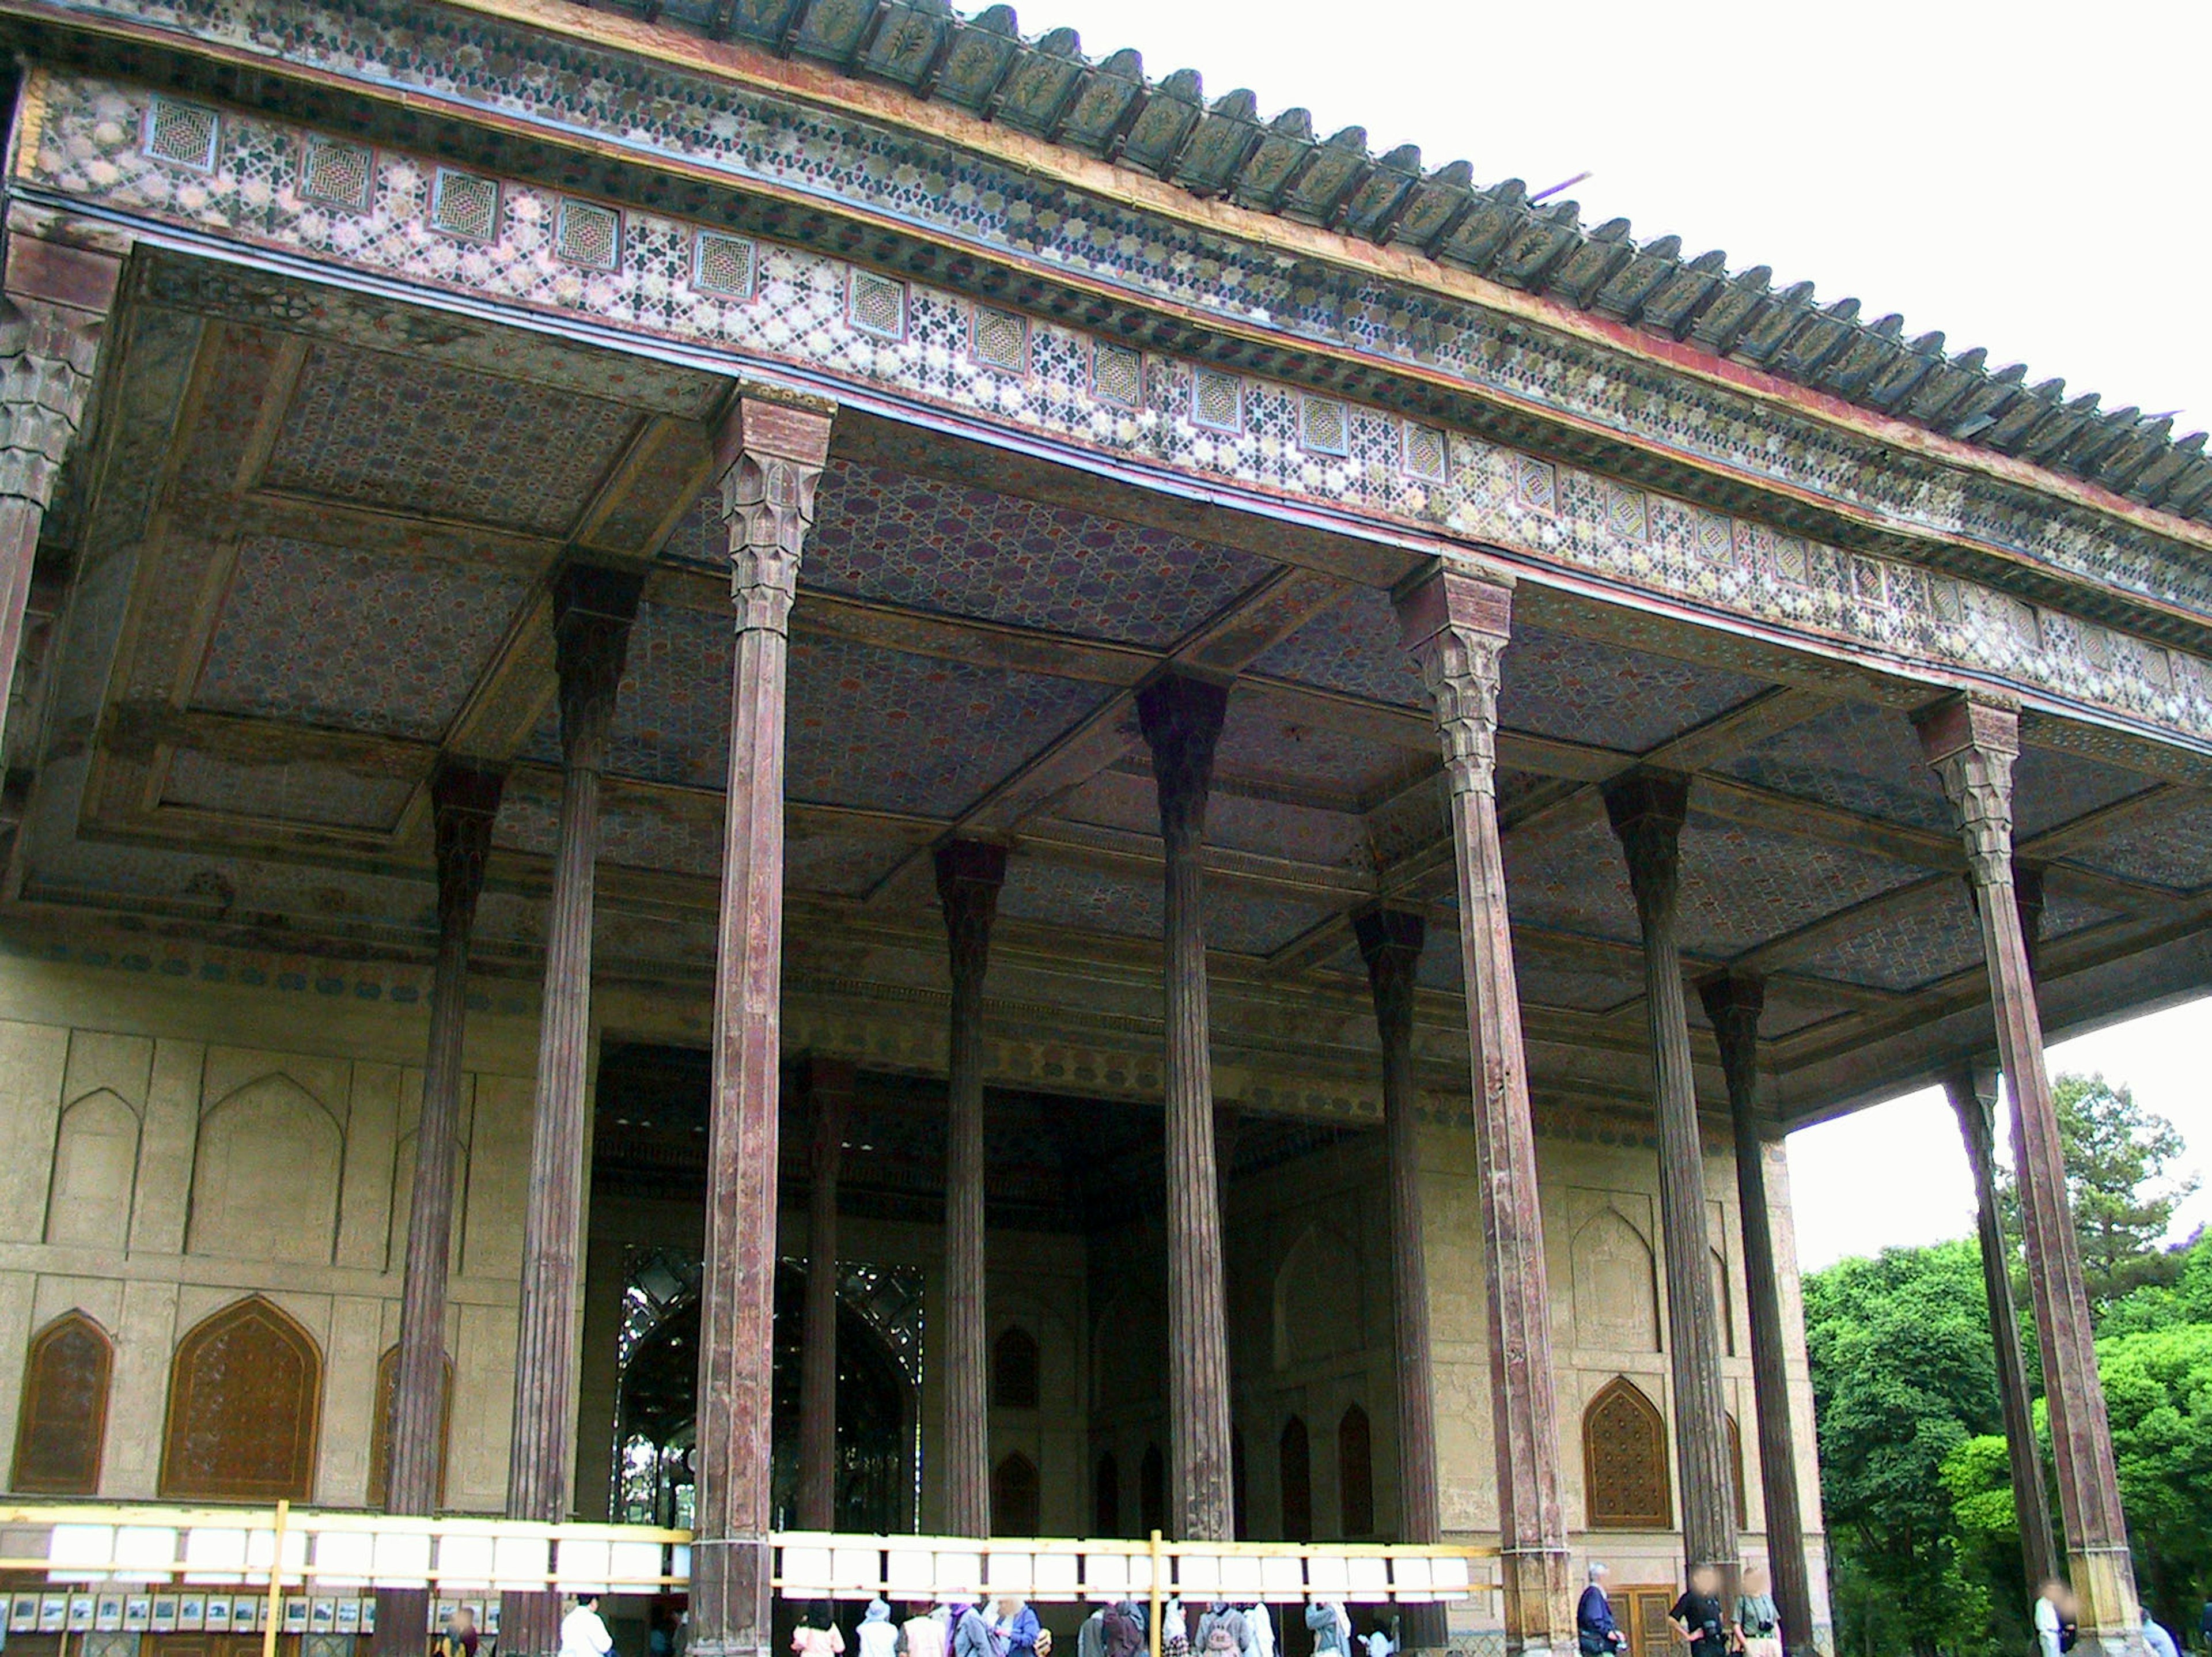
top-left (1577, 1564), bottom-right (1625, 1656)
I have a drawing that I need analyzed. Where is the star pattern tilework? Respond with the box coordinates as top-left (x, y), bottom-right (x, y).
top-left (1251, 586), bottom-right (1422, 706)
top-left (2059, 793), bottom-right (2212, 892)
top-left (1717, 702), bottom-right (1953, 832)
top-left (1499, 810), bottom-right (1643, 945)
top-left (162, 750), bottom-right (415, 831)
top-left (785, 826), bottom-right (916, 897)
top-left (1676, 811), bottom-right (1925, 959)
top-left (1498, 625), bottom-right (1769, 753)
top-left (2013, 746), bottom-right (2160, 841)
top-left (263, 342), bottom-right (641, 535)
top-left (1215, 689), bottom-right (1430, 804)
top-left (787, 634), bottom-right (1113, 817)
top-left (1055, 769), bottom-right (1372, 868)
top-left (195, 538), bottom-right (533, 739)
top-left (997, 857), bottom-right (1333, 955)
top-left (1789, 879), bottom-right (1983, 992)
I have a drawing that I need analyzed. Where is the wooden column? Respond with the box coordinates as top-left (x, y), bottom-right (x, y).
top-left (1605, 771), bottom-right (1736, 1584)
top-left (1353, 907), bottom-right (1445, 1652)
top-left (935, 839), bottom-right (1007, 1538)
top-left (375, 763), bottom-right (502, 1657)
top-left (1136, 673), bottom-right (1235, 1542)
top-left (1698, 974), bottom-right (1813, 1653)
top-left (1944, 1062), bottom-right (2061, 1597)
top-left (1392, 567), bottom-right (1571, 1656)
top-left (0, 231), bottom-right (120, 761)
top-left (796, 1057), bottom-right (856, 1531)
top-left (692, 398), bottom-right (832, 1657)
top-left (502, 566), bottom-right (639, 1656)
top-left (1914, 695), bottom-right (2144, 1647)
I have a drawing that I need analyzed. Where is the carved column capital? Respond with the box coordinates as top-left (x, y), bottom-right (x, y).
top-left (1394, 565), bottom-right (1510, 800)
top-left (1697, 971), bottom-right (1764, 1104)
top-left (1604, 770), bottom-right (1692, 932)
top-left (551, 565), bottom-right (642, 775)
top-left (430, 762), bottom-right (505, 936)
top-left (715, 397), bottom-right (832, 636)
top-left (1135, 674), bottom-right (1229, 847)
top-left (0, 236), bottom-right (123, 512)
top-left (1351, 906), bottom-right (1425, 1047)
top-left (1914, 693), bottom-right (2020, 889)
top-left (934, 838), bottom-right (1009, 983)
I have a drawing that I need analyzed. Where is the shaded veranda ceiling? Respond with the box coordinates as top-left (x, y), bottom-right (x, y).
top-left (16, 251), bottom-right (2212, 1118)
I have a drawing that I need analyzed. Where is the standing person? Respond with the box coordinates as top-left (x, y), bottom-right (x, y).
top-left (793, 1605), bottom-right (847, 1657)
top-left (1734, 1565), bottom-right (1780, 1657)
top-left (1577, 1565), bottom-right (1626, 1656)
top-left (2035, 1582), bottom-right (2073, 1657)
top-left (1668, 1566), bottom-right (1726, 1657)
top-left (559, 1597), bottom-right (614, 1657)
top-left (437, 1606), bottom-right (481, 1657)
top-left (858, 1602), bottom-right (900, 1657)
top-left (1305, 1605), bottom-right (1349, 1657)
top-left (1195, 1606), bottom-right (1248, 1657)
top-left (951, 1601), bottom-right (1000, 1657)
top-left (995, 1599), bottom-right (1041, 1657)
top-left (903, 1606), bottom-right (948, 1657)
top-left (1361, 1623), bottom-right (1392, 1657)
top-left (2145, 1610), bottom-right (2180, 1657)
top-left (1103, 1603), bottom-right (1144, 1657)
top-left (1241, 1605), bottom-right (1273, 1657)
top-left (1078, 1607), bottom-right (1105, 1657)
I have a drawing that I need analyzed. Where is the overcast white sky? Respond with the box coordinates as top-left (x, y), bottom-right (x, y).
top-left (1021, 0), bottom-right (2212, 1265)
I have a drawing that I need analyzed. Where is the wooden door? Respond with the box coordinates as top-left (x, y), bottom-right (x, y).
top-left (1624, 1588), bottom-right (1678, 1657)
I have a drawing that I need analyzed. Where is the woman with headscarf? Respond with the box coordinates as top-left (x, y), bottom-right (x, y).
top-left (793, 1606), bottom-right (847, 1657)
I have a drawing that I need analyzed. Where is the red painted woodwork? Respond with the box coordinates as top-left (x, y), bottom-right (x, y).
top-left (158, 1297), bottom-right (320, 1503)
top-left (13, 1310), bottom-right (111, 1493)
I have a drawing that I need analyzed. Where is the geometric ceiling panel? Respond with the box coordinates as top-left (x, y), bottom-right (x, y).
top-left (1215, 688), bottom-right (1429, 804)
top-left (1251, 585), bottom-right (1421, 705)
top-left (1758, 989), bottom-right (1852, 1037)
top-left (2012, 744), bottom-right (2158, 840)
top-left (804, 460), bottom-right (1278, 645)
top-left (492, 771), bottom-right (721, 876)
top-left (162, 750), bottom-right (415, 832)
top-left (195, 538), bottom-right (532, 739)
top-left (2058, 792), bottom-right (2212, 892)
top-left (1716, 701), bottom-right (1951, 831)
top-left (996, 857), bottom-right (1333, 955)
top-left (1509, 952), bottom-right (1646, 1013)
top-left (262, 343), bottom-right (640, 535)
top-left (1055, 768), bottom-right (1372, 868)
top-left (1496, 623), bottom-right (1769, 752)
top-left (1500, 810), bottom-right (1642, 944)
top-left (1676, 811), bottom-right (1926, 958)
top-left (1786, 878), bottom-right (1983, 992)
top-left (2037, 890), bottom-right (2122, 945)
top-left (785, 824), bottom-right (916, 898)
top-left (787, 635), bottom-right (1113, 817)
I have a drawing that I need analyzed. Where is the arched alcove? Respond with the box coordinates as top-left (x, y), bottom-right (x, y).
top-left (1272, 1224), bottom-right (1362, 1369)
top-left (1711, 1247), bottom-right (1736, 1358)
top-left (159, 1296), bottom-right (321, 1501)
top-left (46, 1091), bottom-right (139, 1250)
top-left (366, 1344), bottom-right (452, 1508)
top-left (1582, 1376), bottom-right (1669, 1530)
top-left (1279, 1416), bottom-right (1312, 1542)
top-left (12, 1311), bottom-right (113, 1493)
top-left (993, 1452), bottom-right (1040, 1538)
top-left (187, 1075), bottom-right (342, 1264)
top-left (1336, 1403), bottom-right (1373, 1538)
top-left (1572, 1208), bottom-right (1660, 1352)
top-left (1094, 1451), bottom-right (1120, 1537)
top-left (993, 1326), bottom-right (1040, 1410)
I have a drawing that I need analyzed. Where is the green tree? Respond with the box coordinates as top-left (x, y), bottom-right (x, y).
top-left (1804, 1240), bottom-right (2003, 1657)
top-left (2100, 1226), bottom-right (2212, 1337)
top-left (2096, 1322), bottom-right (2212, 1633)
top-left (1999, 1074), bottom-right (2196, 1313)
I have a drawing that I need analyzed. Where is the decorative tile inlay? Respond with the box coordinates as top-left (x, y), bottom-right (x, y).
top-left (28, 73), bottom-right (2212, 754)
top-left (194, 538), bottom-right (532, 739)
top-left (263, 342), bottom-right (641, 535)
top-left (1252, 586), bottom-right (1424, 707)
top-left (1790, 880), bottom-right (1987, 992)
top-left (1499, 625), bottom-right (1770, 753)
top-left (1300, 396), bottom-right (1349, 458)
top-left (2060, 792), bottom-right (2212, 892)
top-left (142, 95), bottom-right (218, 170)
top-left (1402, 424), bottom-right (1449, 485)
top-left (972, 306), bottom-right (1029, 374)
top-left (1675, 811), bottom-right (1924, 958)
top-left (2013, 745), bottom-right (2160, 841)
top-left (1501, 811), bottom-right (1642, 944)
top-left (997, 857), bottom-right (1331, 954)
top-left (693, 230), bottom-right (758, 300)
top-left (1718, 702), bottom-right (1953, 833)
top-left (163, 750), bottom-right (415, 832)
top-left (429, 167), bottom-right (501, 241)
top-left (298, 133), bottom-right (373, 209)
top-left (847, 268), bottom-right (907, 339)
top-left (556, 198), bottom-right (622, 271)
top-left (1053, 769), bottom-right (1370, 868)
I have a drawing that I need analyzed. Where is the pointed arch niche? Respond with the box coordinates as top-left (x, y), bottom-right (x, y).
top-left (12, 1311), bottom-right (113, 1493)
top-left (158, 1297), bottom-right (321, 1502)
top-left (366, 1344), bottom-right (453, 1508)
top-left (1582, 1376), bottom-right (1670, 1530)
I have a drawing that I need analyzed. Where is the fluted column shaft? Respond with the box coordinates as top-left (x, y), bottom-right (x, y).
top-left (1393, 567), bottom-right (1570, 1656)
top-left (1915, 695), bottom-right (2143, 1653)
top-left (0, 234), bottom-right (119, 765)
top-left (1699, 975), bottom-right (1812, 1652)
top-left (1605, 773), bottom-right (1735, 1584)
top-left (1354, 908), bottom-right (1445, 1650)
top-left (692, 399), bottom-right (832, 1657)
top-left (796, 1058), bottom-right (855, 1531)
top-left (502, 568), bottom-right (638, 1656)
top-left (1945, 1063), bottom-right (2060, 1597)
top-left (935, 840), bottom-right (1007, 1538)
top-left (374, 765), bottom-right (502, 1657)
top-left (1137, 674), bottom-right (1234, 1542)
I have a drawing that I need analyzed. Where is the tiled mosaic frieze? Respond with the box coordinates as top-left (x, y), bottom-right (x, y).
top-left (25, 75), bottom-right (2212, 750)
top-left (16, 3), bottom-right (2211, 626)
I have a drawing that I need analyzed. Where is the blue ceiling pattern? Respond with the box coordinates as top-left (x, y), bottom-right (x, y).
top-left (2059, 794), bottom-right (2212, 893)
top-left (196, 538), bottom-right (532, 740)
top-left (1675, 811), bottom-right (1926, 958)
top-left (664, 457), bottom-right (1278, 646)
top-left (1054, 768), bottom-right (1373, 869)
top-left (996, 857), bottom-right (1335, 956)
top-left (263, 343), bottom-right (641, 535)
top-left (1718, 702), bottom-right (1952, 831)
top-left (1499, 811), bottom-right (1643, 945)
top-left (2012, 746), bottom-right (2161, 841)
top-left (1215, 689), bottom-right (1429, 804)
top-left (163, 750), bottom-right (415, 832)
top-left (1789, 879), bottom-right (1986, 992)
top-left (1251, 585), bottom-right (1422, 706)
